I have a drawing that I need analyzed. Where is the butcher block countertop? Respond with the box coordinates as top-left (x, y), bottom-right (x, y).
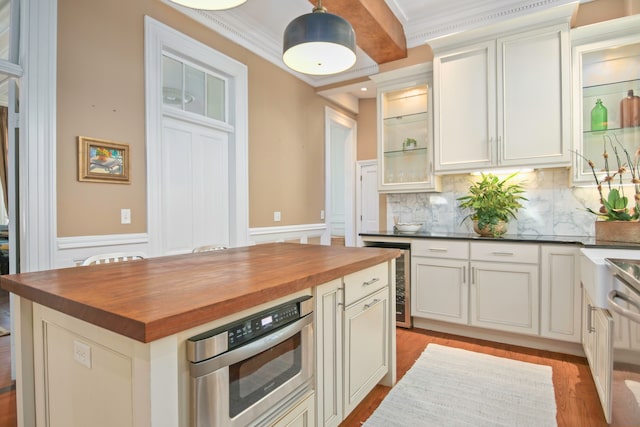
top-left (0, 243), bottom-right (399, 343)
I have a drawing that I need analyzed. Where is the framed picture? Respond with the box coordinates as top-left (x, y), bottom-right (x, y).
top-left (77, 136), bottom-right (130, 184)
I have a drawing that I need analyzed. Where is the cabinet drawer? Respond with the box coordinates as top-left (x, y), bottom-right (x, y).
top-left (343, 262), bottom-right (388, 306)
top-left (470, 242), bottom-right (539, 264)
top-left (411, 239), bottom-right (469, 259)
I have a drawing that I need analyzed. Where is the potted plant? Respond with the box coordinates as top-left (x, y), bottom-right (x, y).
top-left (457, 172), bottom-right (527, 237)
top-left (575, 136), bottom-right (640, 243)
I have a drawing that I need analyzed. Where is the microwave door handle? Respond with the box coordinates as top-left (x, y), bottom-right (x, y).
top-left (190, 314), bottom-right (313, 378)
top-left (608, 289), bottom-right (640, 324)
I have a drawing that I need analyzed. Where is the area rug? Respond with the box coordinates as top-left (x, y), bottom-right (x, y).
top-left (0, 326), bottom-right (8, 337)
top-left (363, 343), bottom-right (557, 427)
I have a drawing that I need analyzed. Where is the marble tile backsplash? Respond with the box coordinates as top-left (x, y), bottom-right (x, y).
top-left (387, 168), bottom-right (603, 237)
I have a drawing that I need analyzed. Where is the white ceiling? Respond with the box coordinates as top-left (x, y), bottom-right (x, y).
top-left (163, 0), bottom-right (583, 103)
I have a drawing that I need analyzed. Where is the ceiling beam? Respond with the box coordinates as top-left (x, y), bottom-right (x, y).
top-left (314, 0), bottom-right (407, 64)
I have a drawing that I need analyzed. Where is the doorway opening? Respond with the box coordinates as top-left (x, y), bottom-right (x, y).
top-left (325, 107), bottom-right (356, 247)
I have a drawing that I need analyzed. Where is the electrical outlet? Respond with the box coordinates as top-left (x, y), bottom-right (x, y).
top-left (274, 211), bottom-right (281, 222)
top-left (121, 209), bottom-right (131, 224)
top-left (320, 210), bottom-right (325, 220)
top-left (73, 340), bottom-right (91, 368)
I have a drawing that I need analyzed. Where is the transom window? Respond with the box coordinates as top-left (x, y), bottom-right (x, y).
top-left (162, 53), bottom-right (227, 122)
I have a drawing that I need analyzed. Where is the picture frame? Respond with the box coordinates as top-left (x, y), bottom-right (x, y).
top-left (77, 136), bottom-right (130, 184)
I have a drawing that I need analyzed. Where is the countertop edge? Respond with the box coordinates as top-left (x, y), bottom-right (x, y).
top-left (360, 232), bottom-right (640, 249)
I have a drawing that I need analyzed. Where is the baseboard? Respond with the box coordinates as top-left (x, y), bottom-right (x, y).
top-left (412, 317), bottom-right (585, 358)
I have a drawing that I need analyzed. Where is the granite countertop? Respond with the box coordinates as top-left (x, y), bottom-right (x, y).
top-left (0, 243), bottom-right (399, 343)
top-left (360, 230), bottom-right (640, 249)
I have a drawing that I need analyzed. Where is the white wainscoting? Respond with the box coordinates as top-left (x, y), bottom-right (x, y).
top-left (55, 233), bottom-right (150, 268)
top-left (249, 223), bottom-right (329, 245)
top-left (54, 223), bottom-right (329, 268)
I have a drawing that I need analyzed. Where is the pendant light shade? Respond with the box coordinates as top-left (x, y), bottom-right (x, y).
top-left (283, 3), bottom-right (356, 75)
top-left (168, 0), bottom-right (247, 11)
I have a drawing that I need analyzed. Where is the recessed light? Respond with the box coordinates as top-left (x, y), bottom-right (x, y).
top-left (360, 87), bottom-right (368, 92)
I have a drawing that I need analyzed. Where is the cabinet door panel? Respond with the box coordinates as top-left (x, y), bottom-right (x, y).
top-left (540, 246), bottom-right (581, 343)
top-left (314, 280), bottom-right (343, 427)
top-left (593, 307), bottom-right (614, 423)
top-left (498, 25), bottom-right (570, 166)
top-left (470, 262), bottom-right (539, 334)
top-left (343, 287), bottom-right (389, 415)
top-left (434, 41), bottom-right (495, 171)
top-left (412, 257), bottom-right (468, 324)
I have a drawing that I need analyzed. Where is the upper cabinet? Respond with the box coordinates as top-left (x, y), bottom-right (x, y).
top-left (371, 63), bottom-right (441, 193)
top-left (431, 5), bottom-right (574, 174)
top-left (571, 15), bottom-right (640, 184)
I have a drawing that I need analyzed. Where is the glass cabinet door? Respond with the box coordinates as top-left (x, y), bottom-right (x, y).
top-left (373, 63), bottom-right (441, 193)
top-left (382, 86), bottom-right (429, 185)
top-left (572, 17), bottom-right (640, 184)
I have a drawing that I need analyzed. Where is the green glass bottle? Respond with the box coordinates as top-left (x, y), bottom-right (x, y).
top-left (591, 98), bottom-right (608, 131)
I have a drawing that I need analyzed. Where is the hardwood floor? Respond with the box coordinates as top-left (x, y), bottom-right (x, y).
top-left (0, 295), bottom-right (636, 427)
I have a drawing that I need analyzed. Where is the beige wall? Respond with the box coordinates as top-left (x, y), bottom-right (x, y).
top-left (56, 0), bottom-right (637, 237)
top-left (573, 0), bottom-right (639, 27)
top-left (57, 0), bottom-right (329, 236)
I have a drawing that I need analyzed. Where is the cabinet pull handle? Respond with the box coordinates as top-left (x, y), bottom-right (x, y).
top-left (363, 278), bottom-right (380, 287)
top-left (471, 267), bottom-right (475, 285)
top-left (364, 299), bottom-right (381, 310)
top-left (491, 251), bottom-right (514, 256)
top-left (586, 304), bottom-right (596, 333)
top-left (429, 248), bottom-right (448, 252)
top-left (462, 265), bottom-right (466, 284)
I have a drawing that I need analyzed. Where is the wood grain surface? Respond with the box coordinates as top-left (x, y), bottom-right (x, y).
top-left (0, 243), bottom-right (399, 343)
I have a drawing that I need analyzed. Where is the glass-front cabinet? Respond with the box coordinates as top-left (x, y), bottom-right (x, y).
top-left (571, 15), bottom-right (640, 184)
top-left (371, 63), bottom-right (441, 193)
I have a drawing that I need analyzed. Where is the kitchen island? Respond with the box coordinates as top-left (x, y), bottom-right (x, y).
top-left (1, 243), bottom-right (400, 427)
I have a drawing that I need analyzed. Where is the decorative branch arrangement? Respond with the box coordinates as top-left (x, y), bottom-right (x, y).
top-left (575, 135), bottom-right (640, 221)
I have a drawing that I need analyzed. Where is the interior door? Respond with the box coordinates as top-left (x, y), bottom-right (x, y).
top-left (359, 161), bottom-right (379, 233)
top-left (160, 117), bottom-right (229, 255)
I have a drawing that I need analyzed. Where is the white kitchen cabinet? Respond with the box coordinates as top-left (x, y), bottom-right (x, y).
top-left (371, 63), bottom-right (441, 193)
top-left (314, 262), bottom-right (393, 426)
top-left (582, 288), bottom-right (613, 424)
top-left (343, 286), bottom-right (389, 415)
top-left (469, 242), bottom-right (540, 335)
top-left (540, 245), bottom-right (581, 343)
top-left (412, 239), bottom-right (469, 324)
top-left (433, 22), bottom-right (571, 173)
top-left (314, 279), bottom-right (343, 427)
top-left (570, 15), bottom-right (640, 184)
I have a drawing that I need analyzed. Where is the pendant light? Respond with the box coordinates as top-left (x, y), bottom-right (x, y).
top-left (168, 0), bottom-right (247, 11)
top-left (282, 0), bottom-right (356, 75)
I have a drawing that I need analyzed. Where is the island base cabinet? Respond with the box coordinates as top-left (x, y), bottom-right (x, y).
top-left (470, 262), bottom-right (539, 335)
top-left (343, 287), bottom-right (389, 416)
top-left (31, 304), bottom-right (152, 427)
top-left (313, 262), bottom-right (394, 427)
top-left (314, 279), bottom-right (343, 427)
top-left (582, 289), bottom-right (613, 423)
top-left (269, 391), bottom-right (316, 427)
